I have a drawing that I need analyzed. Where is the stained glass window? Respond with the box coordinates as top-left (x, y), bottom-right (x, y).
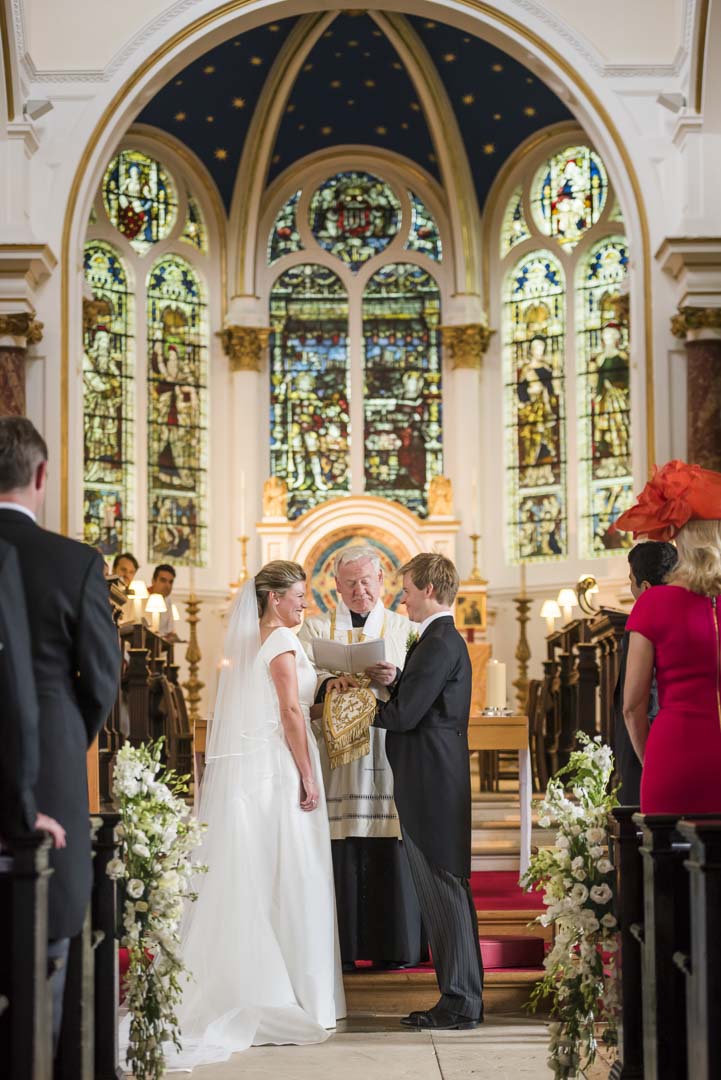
top-left (309, 171), bottom-right (401, 272)
top-left (504, 252), bottom-right (567, 561)
top-left (103, 150), bottom-right (178, 256)
top-left (268, 190), bottom-right (303, 264)
top-left (577, 237), bottom-right (632, 556)
top-left (269, 264), bottom-right (350, 518)
top-left (500, 186), bottom-right (531, 257)
top-left (530, 145), bottom-right (607, 250)
top-left (180, 193), bottom-right (208, 253)
top-left (146, 255), bottom-right (207, 564)
top-left (363, 264), bottom-right (442, 516)
top-left (406, 192), bottom-right (442, 261)
top-left (82, 241), bottom-right (134, 555)
top-left (609, 197), bottom-right (624, 224)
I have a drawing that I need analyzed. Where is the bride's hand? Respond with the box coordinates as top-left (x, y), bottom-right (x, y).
top-left (300, 774), bottom-right (320, 812)
top-left (326, 675), bottom-right (359, 693)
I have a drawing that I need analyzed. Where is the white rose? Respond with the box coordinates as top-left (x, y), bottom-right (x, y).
top-left (127, 878), bottom-right (145, 899)
top-left (570, 883), bottom-right (589, 904)
top-left (572, 868), bottom-right (587, 882)
top-left (132, 844), bottom-right (151, 859)
top-left (571, 856), bottom-right (584, 870)
top-left (586, 827), bottom-right (606, 845)
top-left (597, 858), bottom-right (614, 875)
top-left (106, 858), bottom-right (125, 880)
top-left (538, 816), bottom-right (551, 829)
top-left (589, 845), bottom-right (605, 860)
top-left (556, 835), bottom-right (570, 849)
top-left (601, 913), bottom-right (617, 928)
top-left (135, 900), bottom-right (149, 912)
top-left (590, 883), bottom-right (612, 904)
top-left (158, 870), bottom-right (179, 890)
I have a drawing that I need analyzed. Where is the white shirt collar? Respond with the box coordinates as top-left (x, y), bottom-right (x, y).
top-left (0, 501), bottom-right (36, 521)
top-left (419, 610), bottom-right (453, 637)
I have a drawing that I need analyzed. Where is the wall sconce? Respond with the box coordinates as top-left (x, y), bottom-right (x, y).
top-left (577, 574), bottom-right (600, 616)
top-left (145, 593), bottom-right (167, 633)
top-left (128, 579), bottom-right (148, 623)
top-left (540, 599), bottom-right (562, 635)
top-left (557, 588), bottom-right (577, 624)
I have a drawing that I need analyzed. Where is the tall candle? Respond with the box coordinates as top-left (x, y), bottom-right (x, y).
top-left (240, 470), bottom-right (247, 536)
top-left (520, 562), bottom-right (527, 597)
top-left (471, 468), bottom-right (479, 534)
top-left (189, 564), bottom-right (196, 597)
top-left (486, 659), bottom-right (506, 709)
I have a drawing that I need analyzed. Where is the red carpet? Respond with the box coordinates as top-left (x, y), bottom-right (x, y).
top-left (470, 870), bottom-right (542, 910)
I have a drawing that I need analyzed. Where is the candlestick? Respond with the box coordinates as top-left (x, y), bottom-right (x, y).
top-left (468, 533), bottom-right (486, 583)
top-left (229, 535), bottom-right (250, 594)
top-left (486, 659), bottom-right (506, 709)
top-left (183, 594), bottom-right (205, 728)
top-left (512, 594), bottom-right (532, 712)
top-left (189, 564), bottom-right (196, 598)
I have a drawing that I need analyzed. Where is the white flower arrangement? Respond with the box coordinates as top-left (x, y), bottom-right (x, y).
top-left (523, 732), bottom-right (619, 1079)
top-left (110, 739), bottom-right (206, 1080)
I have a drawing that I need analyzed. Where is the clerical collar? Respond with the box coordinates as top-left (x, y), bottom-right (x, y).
top-left (350, 610), bottom-right (369, 628)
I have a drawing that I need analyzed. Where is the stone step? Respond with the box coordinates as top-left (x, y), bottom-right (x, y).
top-left (344, 968), bottom-right (546, 1017)
top-left (476, 909), bottom-right (550, 943)
top-left (472, 824), bottom-right (551, 848)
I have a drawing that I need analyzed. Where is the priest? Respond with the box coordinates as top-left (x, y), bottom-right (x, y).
top-left (298, 545), bottom-right (426, 969)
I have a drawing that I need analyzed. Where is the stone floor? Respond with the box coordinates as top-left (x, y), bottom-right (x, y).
top-left (180, 1016), bottom-right (554, 1079)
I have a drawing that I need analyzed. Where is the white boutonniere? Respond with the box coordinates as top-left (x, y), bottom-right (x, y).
top-left (405, 630), bottom-right (419, 653)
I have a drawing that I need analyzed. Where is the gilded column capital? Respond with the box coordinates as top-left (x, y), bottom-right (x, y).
top-left (0, 311), bottom-right (43, 345)
top-left (218, 325), bottom-right (271, 372)
top-left (670, 305), bottom-right (721, 340)
top-left (440, 323), bottom-right (494, 370)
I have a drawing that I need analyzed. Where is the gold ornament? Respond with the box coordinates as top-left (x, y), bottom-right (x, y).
top-left (262, 475), bottom-right (288, 519)
top-left (0, 312), bottom-right (44, 345)
top-left (440, 323), bottom-right (494, 370)
top-left (670, 306), bottom-right (721, 339)
top-left (428, 474), bottom-right (454, 516)
top-left (218, 325), bottom-right (270, 371)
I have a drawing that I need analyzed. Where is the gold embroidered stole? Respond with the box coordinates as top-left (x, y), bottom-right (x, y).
top-left (321, 609), bottom-right (387, 769)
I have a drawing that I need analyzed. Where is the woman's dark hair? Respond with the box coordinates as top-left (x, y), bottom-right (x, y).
top-left (112, 552), bottom-right (139, 572)
top-left (628, 540), bottom-right (678, 588)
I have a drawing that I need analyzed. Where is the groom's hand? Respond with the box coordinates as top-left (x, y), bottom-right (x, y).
top-left (326, 675), bottom-right (359, 693)
top-left (366, 662), bottom-right (398, 686)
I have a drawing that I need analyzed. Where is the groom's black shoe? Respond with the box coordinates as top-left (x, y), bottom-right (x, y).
top-left (401, 1004), bottom-right (483, 1030)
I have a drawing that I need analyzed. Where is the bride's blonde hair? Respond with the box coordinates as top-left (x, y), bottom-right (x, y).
top-left (665, 520), bottom-right (721, 596)
top-left (254, 560), bottom-right (306, 616)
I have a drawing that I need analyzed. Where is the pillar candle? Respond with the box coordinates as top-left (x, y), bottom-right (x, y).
top-left (240, 470), bottom-right (247, 536)
top-left (486, 659), bottom-right (506, 709)
top-left (520, 562), bottom-right (527, 597)
top-left (189, 564), bottom-right (196, 597)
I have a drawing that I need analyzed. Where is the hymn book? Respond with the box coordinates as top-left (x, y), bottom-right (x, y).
top-left (311, 637), bottom-right (386, 675)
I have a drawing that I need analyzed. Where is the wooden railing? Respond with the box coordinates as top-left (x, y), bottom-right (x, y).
top-left (610, 809), bottom-right (721, 1080)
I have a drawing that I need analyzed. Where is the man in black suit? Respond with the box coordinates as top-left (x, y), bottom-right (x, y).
top-left (614, 540), bottom-right (678, 804)
top-left (375, 552), bottom-right (483, 1030)
top-left (0, 417), bottom-right (120, 1047)
top-left (0, 537), bottom-right (65, 848)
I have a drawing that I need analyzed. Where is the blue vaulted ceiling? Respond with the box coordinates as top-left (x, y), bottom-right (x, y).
top-left (138, 11), bottom-right (572, 213)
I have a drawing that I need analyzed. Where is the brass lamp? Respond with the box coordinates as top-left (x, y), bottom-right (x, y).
top-left (145, 593), bottom-right (167, 633)
top-left (577, 574), bottom-right (600, 615)
top-left (557, 587), bottom-right (577, 624)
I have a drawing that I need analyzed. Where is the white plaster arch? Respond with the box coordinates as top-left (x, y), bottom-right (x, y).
top-left (42, 0), bottom-right (661, 533)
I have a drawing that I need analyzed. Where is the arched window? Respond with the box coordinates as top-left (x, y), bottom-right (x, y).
top-left (82, 241), bottom-right (134, 553)
top-left (497, 137), bottom-right (630, 563)
top-left (83, 144), bottom-right (213, 565)
top-left (269, 264), bottom-right (350, 519)
top-left (265, 169), bottom-right (444, 518)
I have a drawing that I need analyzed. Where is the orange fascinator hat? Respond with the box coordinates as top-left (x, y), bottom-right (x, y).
top-left (612, 460), bottom-right (721, 541)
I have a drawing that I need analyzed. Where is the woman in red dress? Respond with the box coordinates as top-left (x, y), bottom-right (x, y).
top-left (615, 460), bottom-right (721, 813)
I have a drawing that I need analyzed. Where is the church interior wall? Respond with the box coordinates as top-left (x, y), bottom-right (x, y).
top-left (3, 0), bottom-right (719, 713)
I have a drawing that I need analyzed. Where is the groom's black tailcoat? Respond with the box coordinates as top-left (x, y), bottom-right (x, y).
top-left (375, 615), bottom-right (472, 878)
top-left (0, 508), bottom-right (120, 939)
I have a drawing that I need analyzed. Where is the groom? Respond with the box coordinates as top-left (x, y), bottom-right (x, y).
top-left (375, 552), bottom-right (484, 1030)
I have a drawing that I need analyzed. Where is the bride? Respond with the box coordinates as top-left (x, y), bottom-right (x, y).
top-left (162, 560), bottom-right (346, 1069)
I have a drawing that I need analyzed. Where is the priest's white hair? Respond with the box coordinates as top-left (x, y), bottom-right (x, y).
top-left (333, 545), bottom-right (382, 577)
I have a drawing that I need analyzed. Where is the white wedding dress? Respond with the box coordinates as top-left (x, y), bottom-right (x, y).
top-left (124, 582), bottom-right (345, 1073)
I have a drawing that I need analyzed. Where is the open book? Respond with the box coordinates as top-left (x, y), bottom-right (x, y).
top-left (311, 636), bottom-right (386, 675)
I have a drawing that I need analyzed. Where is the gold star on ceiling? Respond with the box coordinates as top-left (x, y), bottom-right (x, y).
top-left (287, 103), bottom-right (296, 113)
top-left (401, 121), bottom-right (409, 129)
top-left (304, 63), bottom-right (313, 71)
top-left (214, 148), bottom-right (228, 160)
top-left (428, 152), bottom-right (437, 162)
top-left (524, 106), bottom-right (537, 116)
top-left (493, 112), bottom-right (502, 120)
top-left (462, 93), bottom-right (475, 105)
top-left (335, 52), bottom-right (343, 58)
top-left (203, 65), bottom-right (215, 74)
top-left (250, 56), bottom-right (263, 66)
top-left (526, 77), bottom-right (533, 84)
top-left (321, 125), bottom-right (333, 135)
top-left (348, 40), bottom-right (359, 46)
top-left (174, 111), bottom-right (187, 121)
top-left (298, 123), bottom-right (306, 130)
top-left (232, 97), bottom-right (246, 109)
top-left (175, 79), bottom-right (183, 86)
top-left (425, 21), bottom-right (436, 28)
top-left (392, 62), bottom-right (402, 70)
top-left (272, 154), bottom-right (281, 163)
top-left (491, 63), bottom-right (504, 72)
top-left (365, 79), bottom-right (376, 88)
top-left (443, 53), bottom-right (457, 62)
top-left (376, 125), bottom-right (388, 135)
top-left (372, 29), bottom-right (382, 37)
top-left (330, 80), bottom-right (342, 88)
top-left (268, 24), bottom-right (280, 31)
top-left (410, 102), bottom-right (421, 112)
top-left (206, 115), bottom-right (215, 123)
top-left (347, 99), bottom-right (355, 106)
top-left (482, 143), bottom-right (496, 155)
top-left (323, 30), bottom-right (333, 38)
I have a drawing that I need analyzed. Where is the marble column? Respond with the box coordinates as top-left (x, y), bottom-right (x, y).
top-left (0, 312), bottom-right (43, 416)
top-left (671, 306), bottom-right (721, 469)
top-left (218, 324), bottom-right (271, 566)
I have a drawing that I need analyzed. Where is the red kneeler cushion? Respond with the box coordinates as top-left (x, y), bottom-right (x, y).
top-left (479, 935), bottom-right (545, 970)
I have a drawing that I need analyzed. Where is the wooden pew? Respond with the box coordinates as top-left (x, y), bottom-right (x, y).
top-left (609, 807), bottom-right (644, 1080)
